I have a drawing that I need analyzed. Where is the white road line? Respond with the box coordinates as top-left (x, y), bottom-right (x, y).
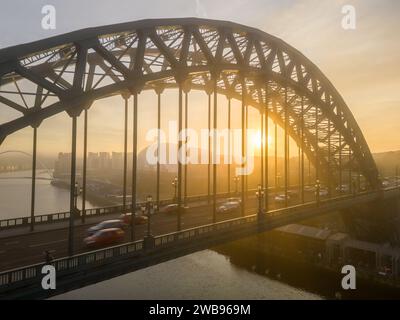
top-left (29, 239), bottom-right (67, 248)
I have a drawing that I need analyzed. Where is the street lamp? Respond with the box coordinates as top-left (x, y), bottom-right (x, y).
top-left (255, 184), bottom-right (264, 217)
top-left (315, 179), bottom-right (321, 206)
top-left (143, 195), bottom-right (155, 237)
top-left (73, 182), bottom-right (83, 217)
top-left (233, 176), bottom-right (240, 195)
top-left (172, 177), bottom-right (178, 202)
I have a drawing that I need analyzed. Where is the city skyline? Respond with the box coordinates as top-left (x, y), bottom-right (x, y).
top-left (0, 0), bottom-right (399, 155)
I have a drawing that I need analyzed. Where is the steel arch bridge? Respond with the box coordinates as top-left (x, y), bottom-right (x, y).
top-left (0, 18), bottom-right (379, 188)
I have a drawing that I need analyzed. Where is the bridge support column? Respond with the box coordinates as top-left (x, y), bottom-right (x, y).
top-left (300, 97), bottom-right (305, 203)
top-left (274, 118), bottom-right (278, 192)
top-left (227, 98), bottom-right (231, 195)
top-left (284, 86), bottom-right (288, 208)
top-left (122, 95), bottom-right (129, 211)
top-left (177, 85), bottom-right (183, 231)
top-left (155, 87), bottom-right (164, 209)
top-left (30, 126), bottom-right (37, 231)
top-left (207, 93), bottom-right (211, 205)
top-left (81, 108), bottom-right (88, 224)
top-left (68, 115), bottom-right (77, 256)
top-left (264, 82), bottom-right (269, 211)
top-left (212, 78), bottom-right (218, 223)
top-left (241, 78), bottom-right (246, 217)
top-left (184, 91), bottom-right (188, 206)
top-left (131, 92), bottom-right (138, 241)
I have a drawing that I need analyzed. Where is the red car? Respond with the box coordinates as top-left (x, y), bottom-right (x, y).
top-left (84, 228), bottom-right (125, 248)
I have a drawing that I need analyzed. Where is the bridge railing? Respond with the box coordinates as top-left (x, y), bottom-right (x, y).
top-left (0, 212), bottom-right (260, 295)
top-left (0, 239), bottom-right (144, 294)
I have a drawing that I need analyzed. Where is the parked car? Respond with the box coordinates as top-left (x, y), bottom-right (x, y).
top-left (119, 212), bottom-right (148, 225)
top-left (216, 200), bottom-right (241, 214)
top-left (84, 228), bottom-right (125, 248)
top-left (86, 219), bottom-right (125, 236)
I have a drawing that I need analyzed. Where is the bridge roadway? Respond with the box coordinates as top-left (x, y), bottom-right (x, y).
top-left (0, 196), bottom-right (267, 271)
top-left (0, 188), bottom-right (332, 272)
top-left (1, 186), bottom-right (398, 273)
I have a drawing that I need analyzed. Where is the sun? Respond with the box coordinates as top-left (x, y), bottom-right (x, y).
top-left (249, 131), bottom-right (272, 149)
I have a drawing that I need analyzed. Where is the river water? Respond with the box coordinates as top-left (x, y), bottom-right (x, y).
top-left (0, 170), bottom-right (94, 219)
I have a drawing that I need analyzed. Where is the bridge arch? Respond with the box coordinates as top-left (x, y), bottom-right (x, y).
top-left (0, 18), bottom-right (379, 188)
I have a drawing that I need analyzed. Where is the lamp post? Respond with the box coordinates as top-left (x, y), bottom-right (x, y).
top-left (315, 179), bottom-right (321, 207)
top-left (172, 177), bottom-right (178, 202)
top-left (233, 176), bottom-right (240, 195)
top-left (143, 195), bottom-right (157, 249)
top-left (74, 182), bottom-right (82, 218)
top-left (255, 184), bottom-right (265, 218)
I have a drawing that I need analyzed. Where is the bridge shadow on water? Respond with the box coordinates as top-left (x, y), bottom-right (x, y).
top-left (213, 232), bottom-right (400, 300)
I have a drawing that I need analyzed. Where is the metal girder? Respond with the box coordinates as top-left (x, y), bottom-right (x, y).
top-left (0, 18), bottom-right (379, 188)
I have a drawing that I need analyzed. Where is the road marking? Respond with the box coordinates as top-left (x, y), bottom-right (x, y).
top-left (29, 239), bottom-right (67, 248)
top-left (5, 241), bottom-right (19, 246)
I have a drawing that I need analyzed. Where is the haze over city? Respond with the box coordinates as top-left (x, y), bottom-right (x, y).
top-left (0, 0), bottom-right (399, 158)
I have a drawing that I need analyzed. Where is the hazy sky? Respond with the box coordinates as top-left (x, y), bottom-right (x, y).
top-left (0, 0), bottom-right (399, 157)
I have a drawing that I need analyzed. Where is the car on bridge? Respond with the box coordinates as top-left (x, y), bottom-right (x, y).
top-left (159, 203), bottom-right (189, 215)
top-left (86, 219), bottom-right (125, 236)
top-left (336, 184), bottom-right (350, 193)
top-left (304, 185), bottom-right (316, 193)
top-left (119, 212), bottom-right (148, 225)
top-left (316, 188), bottom-right (329, 197)
top-left (225, 197), bottom-right (242, 204)
top-left (287, 190), bottom-right (299, 199)
top-left (84, 228), bottom-right (125, 248)
top-left (274, 194), bottom-right (290, 204)
top-left (216, 200), bottom-right (241, 214)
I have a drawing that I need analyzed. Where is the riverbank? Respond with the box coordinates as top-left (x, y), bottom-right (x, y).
top-left (214, 229), bottom-right (400, 299)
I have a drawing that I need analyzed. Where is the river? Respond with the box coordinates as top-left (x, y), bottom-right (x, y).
top-left (0, 170), bottom-right (94, 219)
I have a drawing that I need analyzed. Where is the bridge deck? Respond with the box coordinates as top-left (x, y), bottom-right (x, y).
top-left (0, 187), bottom-right (398, 299)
